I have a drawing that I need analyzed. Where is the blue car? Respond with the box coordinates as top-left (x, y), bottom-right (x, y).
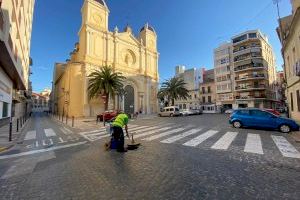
top-left (229, 108), bottom-right (300, 133)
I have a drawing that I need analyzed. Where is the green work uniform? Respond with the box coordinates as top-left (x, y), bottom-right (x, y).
top-left (112, 114), bottom-right (129, 128)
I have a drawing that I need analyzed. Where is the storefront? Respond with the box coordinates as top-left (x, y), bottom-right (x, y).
top-left (0, 67), bottom-right (12, 125)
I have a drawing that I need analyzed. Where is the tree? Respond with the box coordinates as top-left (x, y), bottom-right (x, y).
top-left (87, 66), bottom-right (126, 110)
top-left (158, 77), bottom-right (190, 106)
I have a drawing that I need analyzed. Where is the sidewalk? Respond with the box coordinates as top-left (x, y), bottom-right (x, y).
top-left (0, 117), bottom-right (30, 153)
top-left (51, 114), bottom-right (158, 132)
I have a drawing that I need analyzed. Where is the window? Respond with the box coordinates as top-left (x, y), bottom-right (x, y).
top-left (202, 96), bottom-right (205, 103)
top-left (170, 108), bottom-right (174, 111)
top-left (208, 86), bottom-right (211, 93)
top-left (202, 87), bottom-right (205, 94)
top-left (2, 102), bottom-right (9, 118)
top-left (237, 110), bottom-right (250, 115)
top-left (233, 34), bottom-right (247, 43)
top-left (208, 96), bottom-right (211, 103)
top-left (250, 110), bottom-right (271, 117)
top-left (175, 108), bottom-right (179, 112)
top-left (249, 33), bottom-right (257, 38)
top-left (297, 90), bottom-right (300, 112)
top-left (291, 93), bottom-right (294, 111)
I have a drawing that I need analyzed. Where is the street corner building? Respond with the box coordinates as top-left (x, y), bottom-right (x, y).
top-left (0, 0), bottom-right (35, 125)
top-left (52, 0), bottom-right (159, 118)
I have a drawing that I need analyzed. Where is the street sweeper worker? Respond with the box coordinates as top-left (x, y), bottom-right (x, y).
top-left (111, 111), bottom-right (129, 152)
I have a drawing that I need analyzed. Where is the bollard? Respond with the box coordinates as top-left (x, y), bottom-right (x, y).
top-left (72, 116), bottom-right (74, 127)
top-left (9, 121), bottom-right (12, 142)
top-left (17, 119), bottom-right (19, 132)
top-left (103, 114), bottom-right (105, 126)
top-left (20, 117), bottom-right (23, 127)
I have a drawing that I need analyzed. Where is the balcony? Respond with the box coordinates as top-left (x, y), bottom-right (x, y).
top-left (234, 63), bottom-right (265, 72)
top-left (234, 52), bottom-right (262, 63)
top-left (235, 74), bottom-right (265, 82)
top-left (235, 85), bottom-right (266, 92)
top-left (235, 94), bottom-right (267, 101)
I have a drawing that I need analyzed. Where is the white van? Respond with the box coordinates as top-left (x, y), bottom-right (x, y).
top-left (158, 106), bottom-right (180, 117)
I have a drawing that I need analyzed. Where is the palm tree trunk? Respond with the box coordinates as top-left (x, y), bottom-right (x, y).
top-left (105, 93), bottom-right (109, 111)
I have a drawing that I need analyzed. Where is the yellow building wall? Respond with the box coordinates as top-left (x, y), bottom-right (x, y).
top-left (53, 0), bottom-right (159, 117)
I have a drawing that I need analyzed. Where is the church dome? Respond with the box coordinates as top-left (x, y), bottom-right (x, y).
top-left (140, 23), bottom-right (156, 34)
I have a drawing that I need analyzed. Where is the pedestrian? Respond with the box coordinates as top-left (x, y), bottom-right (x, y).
top-left (111, 111), bottom-right (129, 152)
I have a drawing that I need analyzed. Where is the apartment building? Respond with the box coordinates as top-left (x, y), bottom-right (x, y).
top-left (214, 30), bottom-right (277, 111)
top-left (174, 66), bottom-right (204, 110)
top-left (277, 0), bottom-right (300, 123)
top-left (199, 69), bottom-right (218, 113)
top-left (0, 0), bottom-right (35, 125)
top-left (232, 30), bottom-right (277, 109)
top-left (214, 42), bottom-right (234, 110)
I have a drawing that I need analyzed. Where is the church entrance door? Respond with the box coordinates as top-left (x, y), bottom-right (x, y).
top-left (124, 85), bottom-right (134, 114)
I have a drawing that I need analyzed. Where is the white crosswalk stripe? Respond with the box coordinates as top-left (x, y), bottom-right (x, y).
top-left (183, 130), bottom-right (219, 147)
top-left (142, 128), bottom-right (185, 141)
top-left (244, 133), bottom-right (263, 155)
top-left (24, 131), bottom-right (36, 140)
top-left (211, 132), bottom-right (238, 150)
top-left (128, 126), bottom-right (149, 131)
top-left (44, 129), bottom-right (56, 137)
top-left (271, 135), bottom-right (300, 158)
top-left (133, 127), bottom-right (172, 139)
top-left (160, 128), bottom-right (202, 144)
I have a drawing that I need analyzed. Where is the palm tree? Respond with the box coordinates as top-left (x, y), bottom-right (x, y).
top-left (87, 66), bottom-right (126, 110)
top-left (158, 77), bottom-right (190, 106)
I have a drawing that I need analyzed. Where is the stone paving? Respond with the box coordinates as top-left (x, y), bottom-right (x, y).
top-left (0, 114), bottom-right (299, 199)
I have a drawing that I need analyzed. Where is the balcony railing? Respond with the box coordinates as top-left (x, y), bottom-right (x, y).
top-left (234, 52), bottom-right (262, 63)
top-left (234, 63), bottom-right (265, 72)
top-left (235, 74), bottom-right (265, 81)
top-left (235, 95), bottom-right (267, 100)
top-left (233, 45), bottom-right (261, 54)
top-left (235, 85), bottom-right (266, 91)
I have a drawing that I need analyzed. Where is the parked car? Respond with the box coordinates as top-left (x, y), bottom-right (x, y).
top-left (180, 109), bottom-right (194, 116)
top-left (97, 110), bottom-right (117, 122)
top-left (225, 109), bottom-right (234, 114)
top-left (229, 108), bottom-right (299, 133)
top-left (159, 106), bottom-right (180, 117)
top-left (263, 109), bottom-right (280, 116)
top-left (191, 109), bottom-right (202, 115)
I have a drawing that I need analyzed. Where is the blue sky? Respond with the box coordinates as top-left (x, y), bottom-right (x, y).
top-left (30, 0), bottom-right (292, 92)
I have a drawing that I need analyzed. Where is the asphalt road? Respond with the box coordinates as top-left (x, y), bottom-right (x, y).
top-left (0, 113), bottom-right (300, 199)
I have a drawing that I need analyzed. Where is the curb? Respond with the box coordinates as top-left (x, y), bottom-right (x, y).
top-left (0, 145), bottom-right (14, 153)
top-left (291, 133), bottom-right (300, 143)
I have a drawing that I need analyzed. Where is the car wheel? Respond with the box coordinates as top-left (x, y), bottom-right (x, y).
top-left (279, 124), bottom-right (291, 133)
top-left (170, 113), bottom-right (173, 117)
top-left (158, 114), bottom-right (162, 117)
top-left (233, 121), bottom-right (242, 128)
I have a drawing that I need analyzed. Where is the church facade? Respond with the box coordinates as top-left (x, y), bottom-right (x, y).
top-left (52, 0), bottom-right (159, 117)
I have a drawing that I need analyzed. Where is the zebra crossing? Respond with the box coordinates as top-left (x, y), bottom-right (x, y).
top-left (78, 124), bottom-right (300, 159)
top-left (23, 127), bottom-right (80, 149)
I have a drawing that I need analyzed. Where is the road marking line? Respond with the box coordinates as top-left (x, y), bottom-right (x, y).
top-left (60, 128), bottom-right (68, 135)
top-left (211, 132), bottom-right (238, 150)
top-left (44, 129), bottom-right (56, 137)
top-left (63, 127), bottom-right (72, 134)
top-left (133, 127), bottom-right (172, 139)
top-left (160, 128), bottom-right (202, 144)
top-left (134, 126), bottom-right (159, 133)
top-left (142, 128), bottom-right (185, 141)
top-left (85, 130), bottom-right (107, 137)
top-left (127, 126), bottom-right (149, 131)
top-left (35, 141), bottom-right (39, 148)
top-left (58, 137), bottom-right (66, 143)
top-left (244, 133), bottom-right (263, 155)
top-left (183, 130), bottom-right (219, 147)
top-left (24, 131), bottom-right (36, 140)
top-left (271, 135), bottom-right (300, 159)
top-left (42, 140), bottom-right (47, 146)
top-left (79, 129), bottom-right (104, 134)
top-left (49, 139), bottom-right (54, 145)
top-left (0, 142), bottom-right (87, 160)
